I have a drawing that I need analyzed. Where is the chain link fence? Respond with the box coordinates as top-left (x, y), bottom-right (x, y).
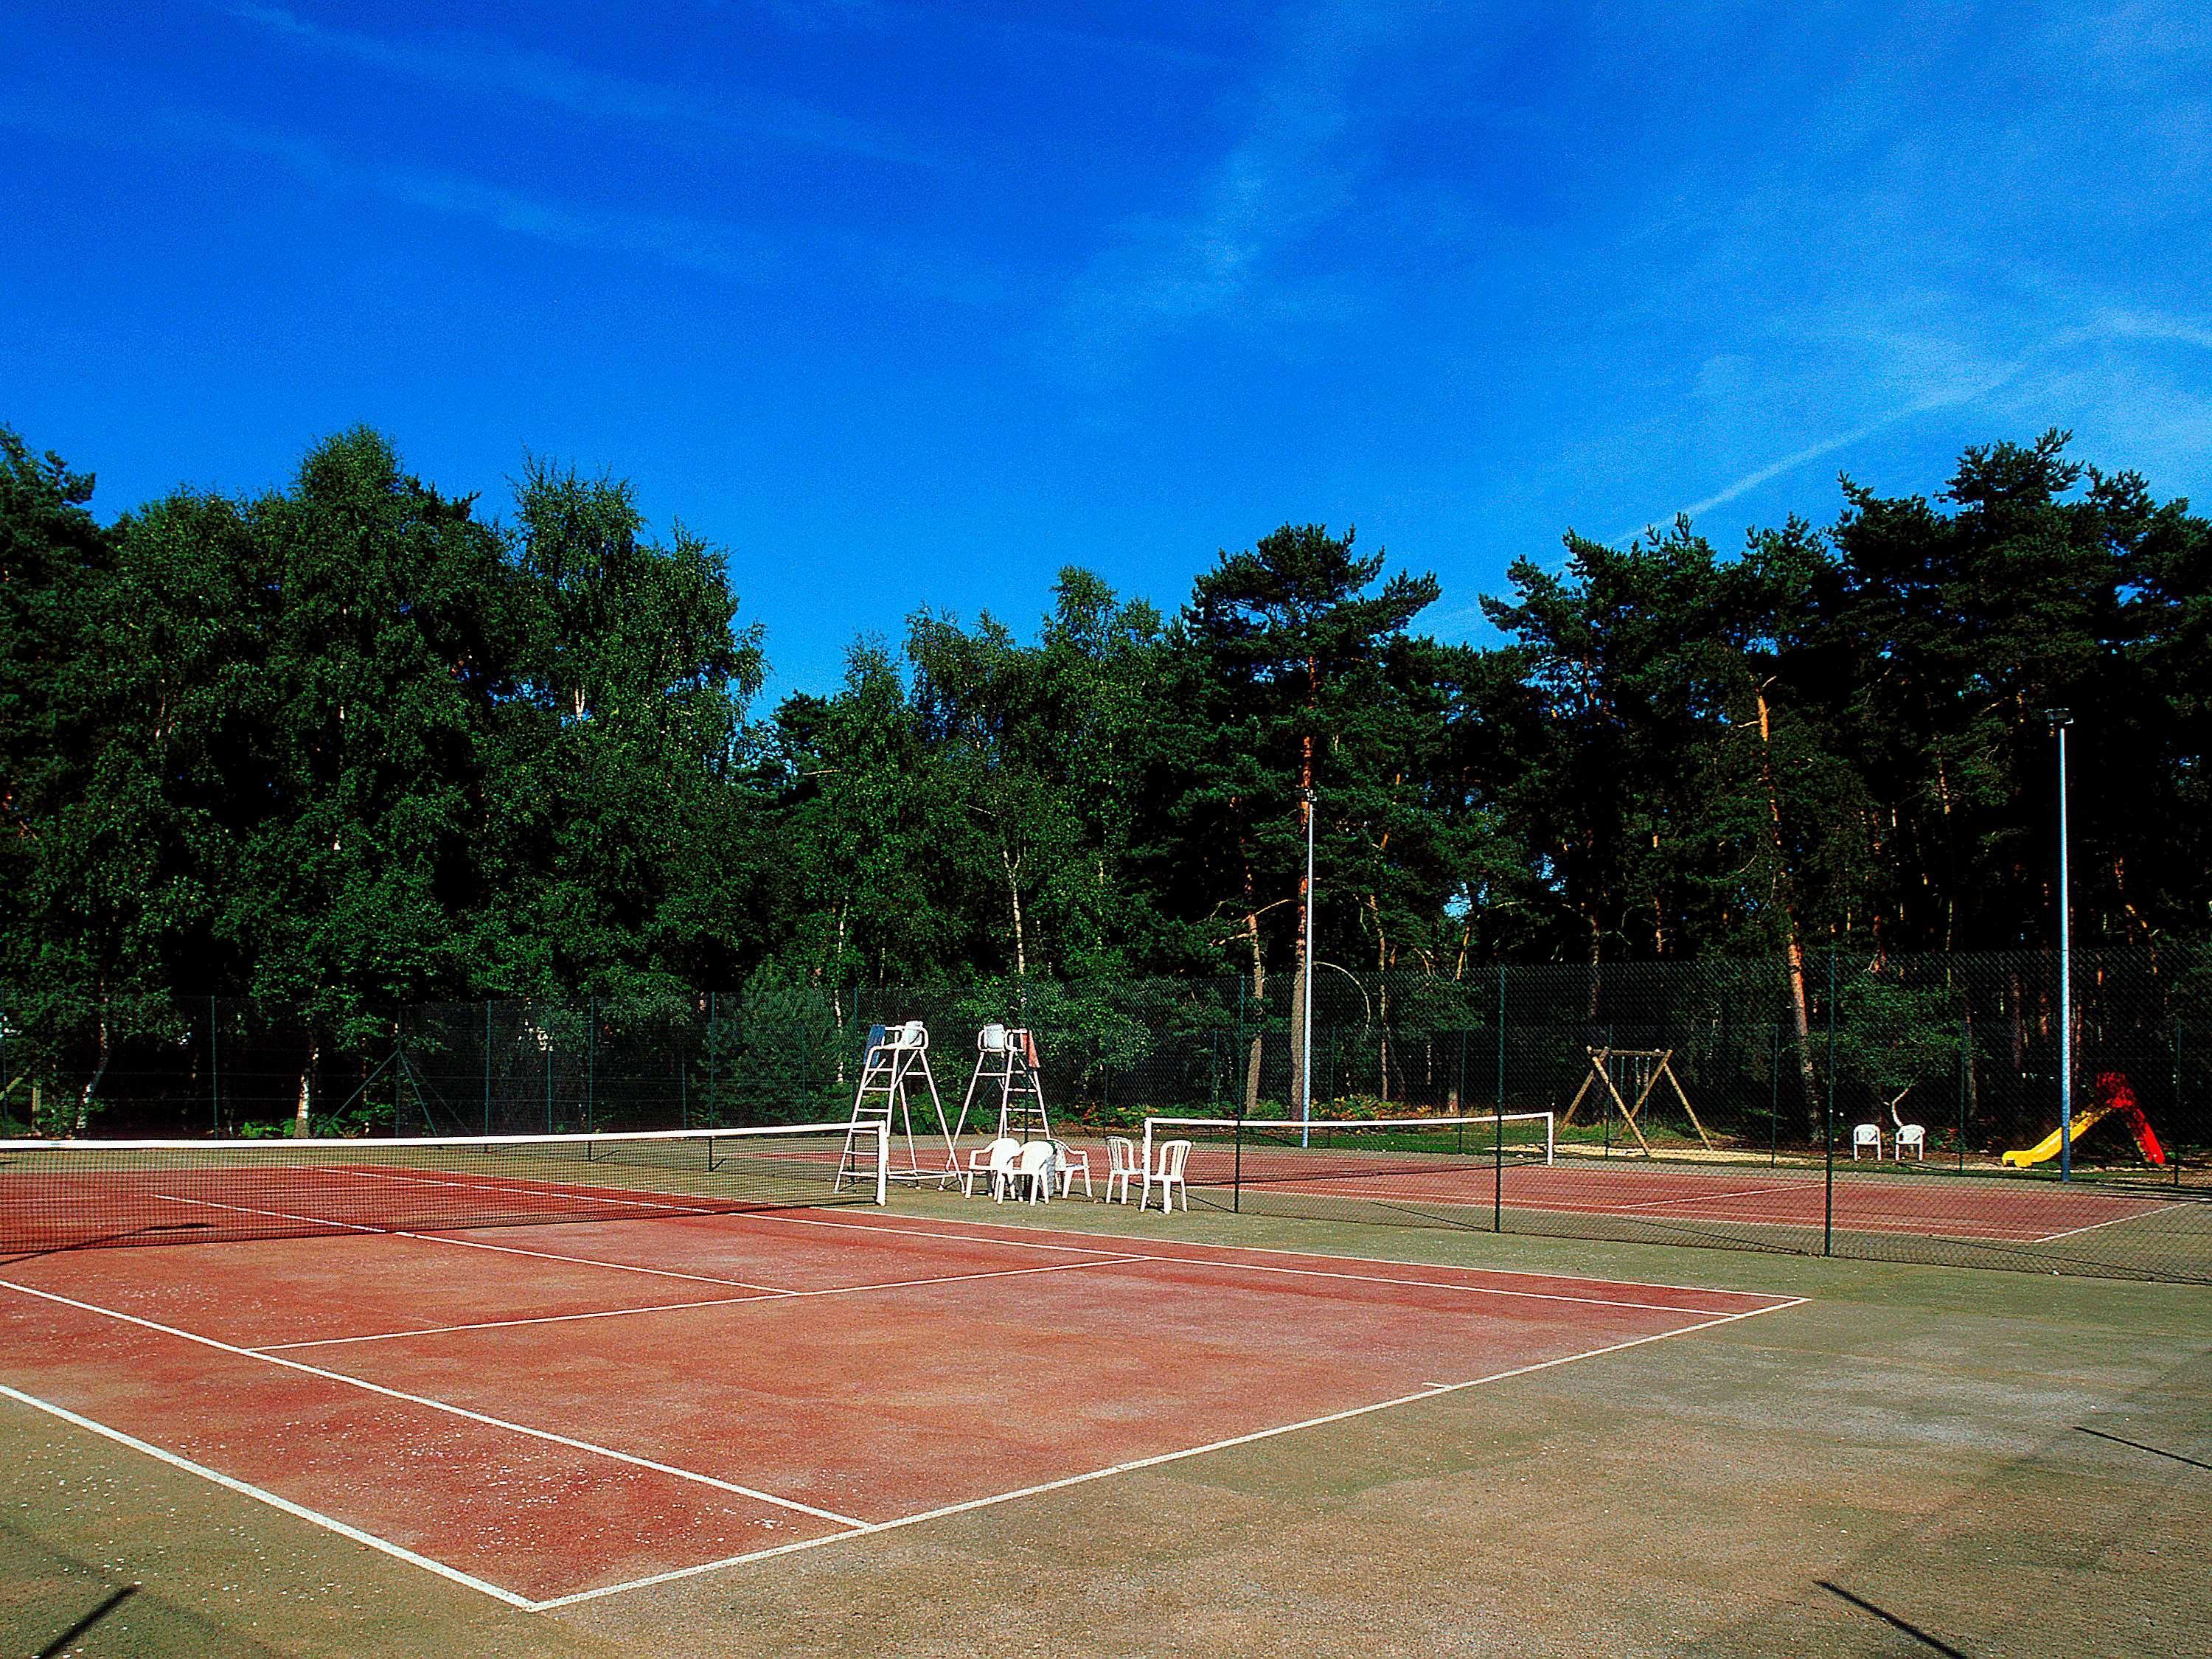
top-left (7, 947), bottom-right (2208, 1281)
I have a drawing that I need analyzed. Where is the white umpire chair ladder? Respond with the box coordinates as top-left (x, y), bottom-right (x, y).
top-left (951, 1023), bottom-right (1054, 1147)
top-left (836, 1020), bottom-right (959, 1192)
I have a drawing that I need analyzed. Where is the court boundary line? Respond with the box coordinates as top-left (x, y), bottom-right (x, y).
top-left (0, 1380), bottom-right (538, 1610)
top-left (530, 1294), bottom-right (1809, 1610)
top-left (0, 1276), bottom-right (866, 1528)
top-left (725, 1209), bottom-right (1790, 1315)
top-left (2031, 1203), bottom-right (2180, 1245)
top-left (840, 1208), bottom-right (1804, 1298)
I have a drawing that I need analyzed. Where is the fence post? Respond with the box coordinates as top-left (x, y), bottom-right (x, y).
top-left (1957, 1018), bottom-right (1969, 1174)
top-left (1768, 1020), bottom-right (1778, 1166)
top-left (2174, 1020), bottom-right (2184, 1191)
top-left (709, 991), bottom-right (718, 1127)
top-left (483, 1002), bottom-right (493, 1135)
top-left (1495, 966), bottom-right (1506, 1111)
top-left (586, 998), bottom-right (597, 1133)
top-left (209, 995), bottom-right (220, 1134)
top-left (1823, 952), bottom-right (1836, 1257)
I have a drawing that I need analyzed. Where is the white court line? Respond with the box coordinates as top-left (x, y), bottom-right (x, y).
top-left (153, 1194), bottom-right (799, 1293)
top-left (0, 1276), bottom-right (866, 1529)
top-left (1555, 1181), bottom-right (1812, 1214)
top-left (532, 1295), bottom-right (1811, 1611)
top-left (252, 1293), bottom-right (776, 1351)
top-left (259, 1256), bottom-right (1148, 1352)
top-left (2031, 1203), bottom-right (2183, 1245)
top-left (0, 1381), bottom-right (537, 1610)
top-left (727, 1210), bottom-right (1782, 1317)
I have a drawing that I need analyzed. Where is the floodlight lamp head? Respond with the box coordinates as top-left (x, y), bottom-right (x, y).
top-left (2045, 707), bottom-right (2073, 728)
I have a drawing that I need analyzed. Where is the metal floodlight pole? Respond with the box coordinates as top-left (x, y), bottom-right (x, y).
top-left (1301, 786), bottom-right (1316, 1150)
top-left (2049, 709), bottom-right (2074, 1183)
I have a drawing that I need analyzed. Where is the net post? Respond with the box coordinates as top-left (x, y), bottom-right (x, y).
top-left (874, 1120), bottom-right (891, 1205)
top-left (1492, 1091), bottom-right (1503, 1234)
top-left (1232, 1112), bottom-right (1242, 1213)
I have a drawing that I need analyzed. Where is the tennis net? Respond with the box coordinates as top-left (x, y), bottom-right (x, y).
top-left (1141, 1113), bottom-right (1555, 1226)
top-left (0, 1121), bottom-right (884, 1255)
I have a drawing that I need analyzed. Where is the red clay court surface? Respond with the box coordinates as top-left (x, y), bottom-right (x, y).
top-left (0, 1206), bottom-right (1798, 1610)
top-left (1178, 1150), bottom-right (2177, 1242)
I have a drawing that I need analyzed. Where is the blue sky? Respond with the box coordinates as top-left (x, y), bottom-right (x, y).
top-left (4, 1), bottom-right (2208, 703)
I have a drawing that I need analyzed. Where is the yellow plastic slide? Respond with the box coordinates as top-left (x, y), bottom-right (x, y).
top-left (2000, 1105), bottom-right (2110, 1167)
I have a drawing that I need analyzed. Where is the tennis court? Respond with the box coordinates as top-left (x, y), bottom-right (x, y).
top-left (0, 1132), bottom-right (1798, 1610)
top-left (1129, 1116), bottom-right (2202, 1273)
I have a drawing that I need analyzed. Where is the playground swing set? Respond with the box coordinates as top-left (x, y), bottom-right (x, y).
top-left (1560, 1046), bottom-right (1717, 1155)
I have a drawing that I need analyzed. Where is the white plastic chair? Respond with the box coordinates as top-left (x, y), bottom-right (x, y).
top-left (1851, 1123), bottom-right (1882, 1160)
top-left (1104, 1136), bottom-right (1140, 1203)
top-left (1052, 1138), bottom-right (1093, 1198)
top-left (1015, 1139), bottom-right (1056, 1204)
top-left (961, 1136), bottom-right (1020, 1198)
top-left (1893, 1122), bottom-right (1927, 1161)
top-left (1141, 1138), bottom-right (1192, 1214)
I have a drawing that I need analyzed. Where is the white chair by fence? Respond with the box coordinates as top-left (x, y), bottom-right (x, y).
top-left (1851, 1123), bottom-right (1882, 1160)
top-left (962, 1137), bottom-right (1020, 1200)
top-left (1893, 1122), bottom-right (1927, 1161)
top-left (1141, 1138), bottom-right (1192, 1214)
top-left (1052, 1138), bottom-right (1093, 1198)
top-left (1105, 1136), bottom-right (1140, 1204)
top-left (1015, 1139), bottom-right (1057, 1204)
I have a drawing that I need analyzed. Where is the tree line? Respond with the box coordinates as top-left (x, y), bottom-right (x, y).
top-left (6, 420), bottom-right (2208, 1108)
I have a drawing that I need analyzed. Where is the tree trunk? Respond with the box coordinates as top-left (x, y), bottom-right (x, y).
top-left (1243, 911), bottom-right (1267, 1118)
top-left (1754, 686), bottom-right (1821, 1135)
top-left (73, 1007), bottom-right (111, 1136)
top-left (292, 1039), bottom-right (318, 1137)
top-left (1001, 844), bottom-right (1028, 979)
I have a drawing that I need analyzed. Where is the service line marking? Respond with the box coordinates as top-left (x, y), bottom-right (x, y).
top-left (0, 1276), bottom-right (864, 1528)
top-left (153, 1194), bottom-right (799, 1293)
top-left (532, 1295), bottom-right (1810, 1611)
top-left (257, 1254), bottom-right (1147, 1352)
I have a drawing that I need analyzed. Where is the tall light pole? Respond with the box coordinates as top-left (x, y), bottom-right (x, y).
top-left (2049, 709), bottom-right (2074, 1183)
top-left (1300, 787), bottom-right (1317, 1147)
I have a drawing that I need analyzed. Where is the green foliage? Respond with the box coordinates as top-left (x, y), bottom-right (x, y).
top-left (5, 413), bottom-right (2211, 1133)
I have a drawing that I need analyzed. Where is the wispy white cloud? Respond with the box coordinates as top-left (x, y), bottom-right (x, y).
top-left (226, 3), bottom-right (945, 169)
top-left (1057, 0), bottom-right (1419, 357)
top-left (1621, 304), bottom-right (2212, 540)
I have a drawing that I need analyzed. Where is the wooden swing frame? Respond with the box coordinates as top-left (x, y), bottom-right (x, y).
top-left (1560, 1046), bottom-right (1716, 1155)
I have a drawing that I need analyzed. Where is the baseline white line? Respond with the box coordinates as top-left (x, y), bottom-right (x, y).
top-left (0, 1381), bottom-right (536, 1610)
top-left (258, 1256), bottom-right (1147, 1352)
top-left (1567, 1182), bottom-right (1812, 1214)
top-left (0, 1277), bottom-right (865, 1529)
top-left (2032, 1204), bottom-right (2180, 1245)
top-left (532, 1295), bottom-right (1812, 1611)
top-left (727, 1211), bottom-right (1781, 1317)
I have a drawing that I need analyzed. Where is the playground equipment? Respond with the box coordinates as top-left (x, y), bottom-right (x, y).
top-left (950, 1023), bottom-right (1053, 1146)
top-left (2001, 1071), bottom-right (2166, 1169)
top-left (1561, 1047), bottom-right (1716, 1155)
top-left (836, 1020), bottom-right (959, 1192)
